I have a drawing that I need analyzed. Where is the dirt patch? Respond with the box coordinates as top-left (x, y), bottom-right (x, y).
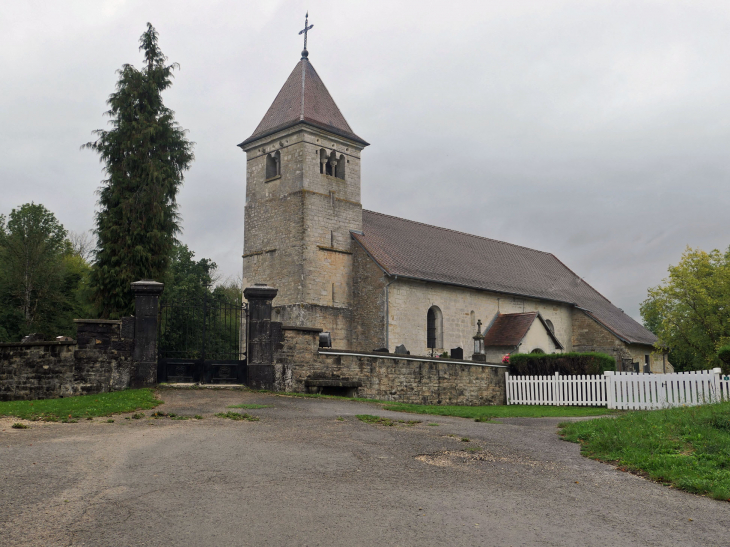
top-left (416, 449), bottom-right (558, 470)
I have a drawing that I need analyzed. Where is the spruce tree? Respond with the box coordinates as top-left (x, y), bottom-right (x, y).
top-left (85, 23), bottom-right (194, 317)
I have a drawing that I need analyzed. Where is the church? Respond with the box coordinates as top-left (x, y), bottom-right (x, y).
top-left (239, 41), bottom-right (667, 373)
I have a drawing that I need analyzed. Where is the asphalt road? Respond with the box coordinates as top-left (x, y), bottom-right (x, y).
top-left (1, 389), bottom-right (728, 546)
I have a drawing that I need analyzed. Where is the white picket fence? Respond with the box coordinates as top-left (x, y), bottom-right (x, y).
top-left (505, 372), bottom-right (607, 406)
top-left (506, 368), bottom-right (728, 409)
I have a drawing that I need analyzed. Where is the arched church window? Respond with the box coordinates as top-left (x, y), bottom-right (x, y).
top-left (531, 348), bottom-right (545, 354)
top-left (545, 319), bottom-right (554, 334)
top-left (265, 151), bottom-right (281, 179)
top-left (470, 310), bottom-right (475, 327)
top-left (335, 154), bottom-right (346, 180)
top-left (427, 306), bottom-right (443, 350)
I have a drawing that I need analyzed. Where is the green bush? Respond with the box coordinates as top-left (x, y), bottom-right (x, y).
top-left (718, 345), bottom-right (730, 367)
top-left (508, 352), bottom-right (615, 376)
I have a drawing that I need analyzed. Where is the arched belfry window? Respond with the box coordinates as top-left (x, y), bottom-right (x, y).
top-left (335, 154), bottom-right (346, 180)
top-left (265, 150), bottom-right (281, 179)
top-left (427, 306), bottom-right (443, 350)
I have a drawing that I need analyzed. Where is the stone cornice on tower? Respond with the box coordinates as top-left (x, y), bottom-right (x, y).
top-left (238, 58), bottom-right (369, 148)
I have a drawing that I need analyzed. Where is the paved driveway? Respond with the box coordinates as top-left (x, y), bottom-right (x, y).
top-left (1, 389), bottom-right (727, 546)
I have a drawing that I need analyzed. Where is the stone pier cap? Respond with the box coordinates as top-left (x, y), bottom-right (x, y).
top-left (243, 284), bottom-right (278, 301)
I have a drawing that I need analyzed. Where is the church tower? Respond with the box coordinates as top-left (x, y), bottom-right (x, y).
top-left (239, 40), bottom-right (368, 348)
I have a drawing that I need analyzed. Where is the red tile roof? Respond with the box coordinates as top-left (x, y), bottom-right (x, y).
top-left (239, 59), bottom-right (368, 147)
top-left (483, 313), bottom-right (537, 347)
top-left (354, 210), bottom-right (656, 346)
top-left (482, 312), bottom-right (564, 349)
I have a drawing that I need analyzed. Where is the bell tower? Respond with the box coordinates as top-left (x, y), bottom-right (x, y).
top-left (239, 38), bottom-right (369, 348)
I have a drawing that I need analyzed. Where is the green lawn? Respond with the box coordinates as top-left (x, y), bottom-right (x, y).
top-left (0, 389), bottom-right (162, 422)
top-left (382, 403), bottom-right (615, 420)
top-left (560, 402), bottom-right (730, 501)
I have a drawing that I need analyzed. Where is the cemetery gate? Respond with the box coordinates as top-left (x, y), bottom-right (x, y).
top-left (157, 291), bottom-right (248, 384)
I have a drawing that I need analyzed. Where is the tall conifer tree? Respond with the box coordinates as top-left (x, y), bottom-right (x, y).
top-left (86, 23), bottom-right (193, 317)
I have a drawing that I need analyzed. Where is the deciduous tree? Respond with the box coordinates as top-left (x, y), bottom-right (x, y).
top-left (0, 203), bottom-right (91, 341)
top-left (641, 246), bottom-right (730, 372)
top-left (85, 23), bottom-right (194, 317)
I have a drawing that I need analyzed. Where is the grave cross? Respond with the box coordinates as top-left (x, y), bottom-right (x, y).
top-left (299, 12), bottom-right (314, 58)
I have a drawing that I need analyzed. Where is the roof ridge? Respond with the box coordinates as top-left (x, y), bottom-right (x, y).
top-left (362, 209), bottom-right (557, 257)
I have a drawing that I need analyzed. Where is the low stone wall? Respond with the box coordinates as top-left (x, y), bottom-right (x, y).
top-left (0, 319), bottom-right (134, 401)
top-left (273, 327), bottom-right (506, 405)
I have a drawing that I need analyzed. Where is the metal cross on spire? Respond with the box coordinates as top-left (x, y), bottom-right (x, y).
top-left (299, 12), bottom-right (313, 59)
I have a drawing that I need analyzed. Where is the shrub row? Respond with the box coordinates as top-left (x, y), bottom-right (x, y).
top-left (508, 352), bottom-right (615, 376)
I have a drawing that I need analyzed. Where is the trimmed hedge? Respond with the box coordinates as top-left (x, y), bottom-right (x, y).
top-left (508, 352), bottom-right (616, 376)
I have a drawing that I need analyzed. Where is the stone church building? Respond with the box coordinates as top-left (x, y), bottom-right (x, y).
top-left (239, 49), bottom-right (666, 373)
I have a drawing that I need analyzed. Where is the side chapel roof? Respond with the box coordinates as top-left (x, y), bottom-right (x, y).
top-left (353, 210), bottom-right (657, 346)
top-left (239, 58), bottom-right (368, 148)
top-left (483, 312), bottom-right (564, 349)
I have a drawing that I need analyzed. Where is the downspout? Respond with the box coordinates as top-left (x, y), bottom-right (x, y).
top-left (384, 275), bottom-right (397, 351)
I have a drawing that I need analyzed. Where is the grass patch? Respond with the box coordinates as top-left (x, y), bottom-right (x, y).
top-left (0, 389), bottom-right (161, 422)
top-left (215, 411), bottom-right (260, 422)
top-left (559, 402), bottom-right (730, 501)
top-left (11, 423), bottom-right (28, 429)
top-left (382, 403), bottom-right (615, 420)
top-left (356, 414), bottom-right (421, 426)
top-left (227, 404), bottom-right (272, 409)
top-left (427, 423), bottom-right (439, 427)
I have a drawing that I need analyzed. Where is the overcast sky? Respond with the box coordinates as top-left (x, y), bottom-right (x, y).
top-left (2, 0), bottom-right (729, 321)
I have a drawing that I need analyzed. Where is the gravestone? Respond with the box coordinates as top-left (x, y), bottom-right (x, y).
top-left (394, 344), bottom-right (409, 355)
top-left (450, 347), bottom-right (463, 360)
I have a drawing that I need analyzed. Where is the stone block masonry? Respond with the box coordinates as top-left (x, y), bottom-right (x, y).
top-left (0, 319), bottom-right (134, 401)
top-left (272, 327), bottom-right (506, 405)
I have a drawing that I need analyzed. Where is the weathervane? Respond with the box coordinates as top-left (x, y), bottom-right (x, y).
top-left (299, 11), bottom-right (313, 59)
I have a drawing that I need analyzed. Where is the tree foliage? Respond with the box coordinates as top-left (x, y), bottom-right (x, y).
top-left (85, 23), bottom-right (194, 318)
top-left (0, 203), bottom-right (92, 341)
top-left (641, 246), bottom-right (730, 373)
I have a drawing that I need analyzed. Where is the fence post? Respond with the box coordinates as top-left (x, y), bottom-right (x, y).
top-left (243, 284), bottom-right (278, 390)
top-left (505, 371), bottom-right (510, 404)
top-left (130, 280), bottom-right (164, 388)
top-left (712, 367), bottom-right (722, 403)
top-left (604, 371), bottom-right (614, 409)
top-left (554, 371), bottom-right (561, 406)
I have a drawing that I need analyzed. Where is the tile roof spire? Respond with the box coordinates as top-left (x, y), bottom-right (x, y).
top-left (238, 46), bottom-right (368, 148)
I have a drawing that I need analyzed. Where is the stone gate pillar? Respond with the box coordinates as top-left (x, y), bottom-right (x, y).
top-left (131, 280), bottom-right (164, 388)
top-left (243, 284), bottom-right (278, 390)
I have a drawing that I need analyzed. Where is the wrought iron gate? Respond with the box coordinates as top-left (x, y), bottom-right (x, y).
top-left (158, 292), bottom-right (248, 384)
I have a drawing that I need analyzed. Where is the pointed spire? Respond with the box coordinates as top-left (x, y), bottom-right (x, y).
top-left (239, 59), bottom-right (368, 148)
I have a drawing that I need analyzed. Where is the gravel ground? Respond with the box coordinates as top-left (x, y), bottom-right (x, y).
top-left (1, 388), bottom-right (728, 546)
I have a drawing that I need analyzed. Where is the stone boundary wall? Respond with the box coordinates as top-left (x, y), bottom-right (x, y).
top-left (273, 327), bottom-right (506, 405)
top-left (0, 318), bottom-right (134, 401)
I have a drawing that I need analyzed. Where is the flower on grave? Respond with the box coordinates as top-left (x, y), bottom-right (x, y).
top-left (502, 354), bottom-right (510, 364)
